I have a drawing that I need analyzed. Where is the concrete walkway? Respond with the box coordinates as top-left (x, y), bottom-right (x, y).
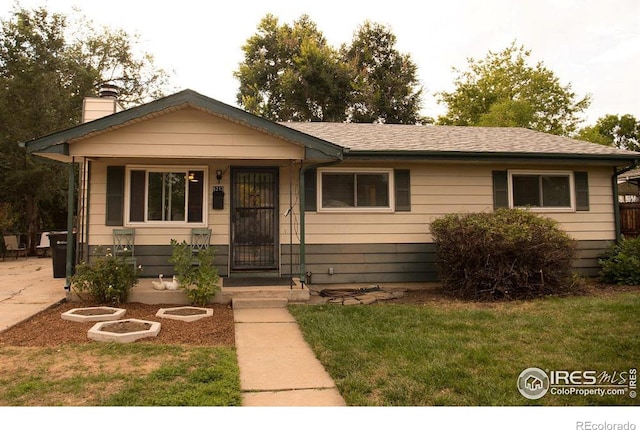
top-left (0, 257), bottom-right (66, 332)
top-left (234, 306), bottom-right (346, 406)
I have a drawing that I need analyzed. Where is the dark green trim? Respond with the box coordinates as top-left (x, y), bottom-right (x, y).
top-left (344, 150), bottom-right (640, 164)
top-left (65, 161), bottom-right (76, 289)
top-left (282, 243), bottom-right (439, 284)
top-left (23, 89), bottom-right (343, 161)
top-left (88, 244), bottom-right (229, 277)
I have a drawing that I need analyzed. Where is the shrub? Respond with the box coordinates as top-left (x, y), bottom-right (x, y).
top-left (71, 247), bottom-right (141, 304)
top-left (168, 239), bottom-right (220, 306)
top-left (430, 208), bottom-right (577, 300)
top-left (599, 237), bottom-right (640, 285)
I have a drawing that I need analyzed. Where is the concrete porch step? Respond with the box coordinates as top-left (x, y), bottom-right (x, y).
top-left (232, 297), bottom-right (288, 309)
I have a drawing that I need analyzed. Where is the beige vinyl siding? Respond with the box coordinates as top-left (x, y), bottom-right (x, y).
top-left (88, 161), bottom-right (230, 248)
top-left (70, 108), bottom-right (304, 160)
top-left (81, 98), bottom-right (122, 123)
top-left (304, 163), bottom-right (616, 244)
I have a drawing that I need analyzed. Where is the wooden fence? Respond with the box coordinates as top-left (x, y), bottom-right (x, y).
top-left (620, 203), bottom-right (640, 238)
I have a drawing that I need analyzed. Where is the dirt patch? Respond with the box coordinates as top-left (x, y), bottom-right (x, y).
top-left (0, 301), bottom-right (235, 347)
top-left (165, 308), bottom-right (207, 316)
top-left (72, 308), bottom-right (119, 316)
top-left (99, 320), bottom-right (152, 333)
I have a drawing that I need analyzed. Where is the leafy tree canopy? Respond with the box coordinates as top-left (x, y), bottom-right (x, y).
top-left (342, 21), bottom-right (422, 124)
top-left (235, 15), bottom-right (423, 123)
top-left (576, 114), bottom-right (640, 151)
top-left (0, 4), bottom-right (171, 248)
top-left (436, 42), bottom-right (590, 136)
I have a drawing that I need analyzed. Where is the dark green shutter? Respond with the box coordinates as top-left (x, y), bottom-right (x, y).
top-left (574, 171), bottom-right (589, 211)
top-left (105, 166), bottom-right (125, 226)
top-left (492, 171), bottom-right (509, 209)
top-left (304, 168), bottom-right (317, 211)
top-left (129, 170), bottom-right (146, 222)
top-left (394, 169), bottom-right (411, 211)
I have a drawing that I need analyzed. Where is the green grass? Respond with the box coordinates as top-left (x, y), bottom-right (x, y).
top-left (0, 343), bottom-right (241, 406)
top-left (289, 291), bottom-right (640, 406)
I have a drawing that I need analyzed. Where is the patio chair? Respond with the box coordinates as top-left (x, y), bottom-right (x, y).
top-left (112, 228), bottom-right (136, 267)
top-left (3, 234), bottom-right (27, 260)
top-left (190, 228), bottom-right (211, 253)
top-left (190, 228), bottom-right (211, 265)
top-left (36, 232), bottom-right (51, 257)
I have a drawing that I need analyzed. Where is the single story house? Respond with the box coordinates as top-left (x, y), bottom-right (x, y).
top-left (22, 89), bottom-right (640, 286)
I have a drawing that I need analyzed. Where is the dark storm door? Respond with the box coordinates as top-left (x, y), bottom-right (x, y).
top-left (231, 167), bottom-right (279, 270)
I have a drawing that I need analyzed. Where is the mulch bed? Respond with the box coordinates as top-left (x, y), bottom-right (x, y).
top-left (0, 301), bottom-right (235, 347)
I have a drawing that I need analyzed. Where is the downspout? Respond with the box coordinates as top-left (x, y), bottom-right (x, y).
top-left (613, 161), bottom-right (639, 242)
top-left (299, 159), bottom-right (341, 285)
top-left (65, 157), bottom-right (76, 290)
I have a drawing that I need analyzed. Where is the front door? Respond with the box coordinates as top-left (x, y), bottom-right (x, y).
top-left (231, 167), bottom-right (279, 270)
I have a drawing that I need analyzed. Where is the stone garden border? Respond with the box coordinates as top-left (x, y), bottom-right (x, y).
top-left (61, 306), bottom-right (126, 322)
top-left (87, 318), bottom-right (161, 343)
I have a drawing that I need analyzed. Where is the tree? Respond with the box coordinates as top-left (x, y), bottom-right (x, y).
top-left (577, 114), bottom-right (640, 151)
top-left (0, 5), bottom-right (171, 252)
top-left (342, 21), bottom-right (422, 124)
top-left (234, 14), bottom-right (352, 122)
top-left (437, 42), bottom-right (590, 135)
top-left (235, 15), bottom-right (423, 123)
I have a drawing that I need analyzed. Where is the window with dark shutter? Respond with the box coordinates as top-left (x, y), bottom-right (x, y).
top-left (105, 166), bottom-right (124, 226)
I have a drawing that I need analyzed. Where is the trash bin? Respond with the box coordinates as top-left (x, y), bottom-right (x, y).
top-left (49, 232), bottom-right (76, 278)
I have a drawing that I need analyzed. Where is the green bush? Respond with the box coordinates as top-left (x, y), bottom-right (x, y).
top-left (430, 209), bottom-right (577, 300)
top-left (71, 247), bottom-right (141, 304)
top-left (168, 239), bottom-right (220, 306)
top-left (599, 237), bottom-right (640, 285)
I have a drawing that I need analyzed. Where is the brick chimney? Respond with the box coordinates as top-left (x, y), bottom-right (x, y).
top-left (81, 83), bottom-right (124, 123)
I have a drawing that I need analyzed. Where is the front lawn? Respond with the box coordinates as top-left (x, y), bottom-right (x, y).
top-left (0, 343), bottom-right (241, 406)
top-left (289, 291), bottom-right (640, 406)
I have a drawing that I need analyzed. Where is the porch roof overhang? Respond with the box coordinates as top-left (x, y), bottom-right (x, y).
top-left (20, 89), bottom-right (344, 163)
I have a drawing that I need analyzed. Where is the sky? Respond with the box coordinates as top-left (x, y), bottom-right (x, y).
top-left (2, 0), bottom-right (639, 126)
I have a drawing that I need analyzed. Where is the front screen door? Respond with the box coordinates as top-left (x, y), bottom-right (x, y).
top-left (231, 168), bottom-right (279, 270)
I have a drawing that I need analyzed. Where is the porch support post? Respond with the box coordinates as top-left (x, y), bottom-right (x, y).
top-left (65, 157), bottom-right (76, 289)
top-left (299, 165), bottom-right (307, 285)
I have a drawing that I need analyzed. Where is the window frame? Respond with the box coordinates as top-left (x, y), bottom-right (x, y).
top-left (508, 170), bottom-right (575, 212)
top-left (124, 165), bottom-right (208, 227)
top-left (317, 167), bottom-right (395, 213)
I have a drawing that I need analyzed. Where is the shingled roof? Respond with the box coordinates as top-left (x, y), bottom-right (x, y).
top-left (281, 122), bottom-right (640, 162)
